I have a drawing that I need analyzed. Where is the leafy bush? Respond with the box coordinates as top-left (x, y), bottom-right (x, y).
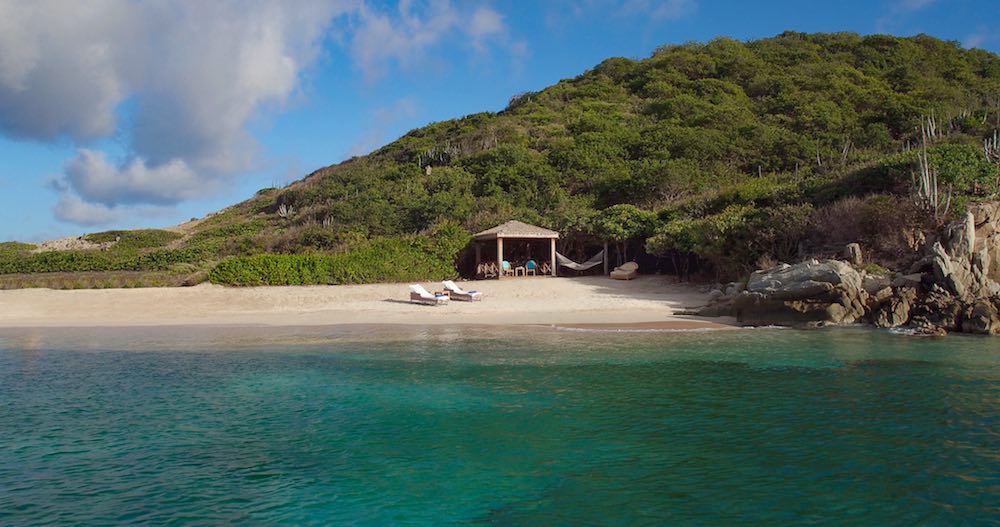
top-left (85, 229), bottom-right (181, 249)
top-left (928, 143), bottom-right (996, 195)
top-left (208, 231), bottom-right (468, 286)
top-left (0, 242), bottom-right (34, 257)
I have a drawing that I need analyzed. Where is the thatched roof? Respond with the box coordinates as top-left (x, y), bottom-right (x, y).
top-left (473, 220), bottom-right (559, 241)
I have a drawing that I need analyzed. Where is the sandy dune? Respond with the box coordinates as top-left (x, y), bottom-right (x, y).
top-left (0, 275), bottom-right (734, 329)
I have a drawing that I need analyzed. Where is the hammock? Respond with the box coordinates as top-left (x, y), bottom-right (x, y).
top-left (556, 250), bottom-right (605, 271)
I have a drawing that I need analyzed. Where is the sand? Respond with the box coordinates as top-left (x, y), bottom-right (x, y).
top-left (0, 275), bottom-right (736, 330)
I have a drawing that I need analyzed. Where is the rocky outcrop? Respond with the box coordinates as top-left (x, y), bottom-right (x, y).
top-left (872, 288), bottom-right (914, 328)
top-left (961, 299), bottom-right (1000, 335)
top-left (732, 260), bottom-right (867, 325)
top-left (699, 202), bottom-right (1000, 335)
top-left (909, 285), bottom-right (963, 333)
top-left (930, 208), bottom-right (1000, 301)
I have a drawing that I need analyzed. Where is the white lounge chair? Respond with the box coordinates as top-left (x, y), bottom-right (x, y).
top-left (610, 261), bottom-right (638, 280)
top-left (409, 284), bottom-right (449, 305)
top-left (442, 280), bottom-right (482, 301)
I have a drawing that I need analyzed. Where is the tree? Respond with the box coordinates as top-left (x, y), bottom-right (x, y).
top-left (592, 204), bottom-right (658, 264)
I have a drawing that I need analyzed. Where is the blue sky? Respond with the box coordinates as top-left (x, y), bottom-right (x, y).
top-left (0, 0), bottom-right (997, 242)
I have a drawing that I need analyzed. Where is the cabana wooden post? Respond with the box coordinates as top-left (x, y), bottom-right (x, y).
top-left (473, 220), bottom-right (559, 279)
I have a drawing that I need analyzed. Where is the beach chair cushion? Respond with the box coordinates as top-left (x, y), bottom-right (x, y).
top-left (442, 280), bottom-right (482, 301)
top-left (409, 284), bottom-right (449, 304)
top-left (610, 262), bottom-right (638, 280)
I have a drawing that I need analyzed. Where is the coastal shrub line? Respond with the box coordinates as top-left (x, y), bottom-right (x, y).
top-left (208, 231), bottom-right (468, 286)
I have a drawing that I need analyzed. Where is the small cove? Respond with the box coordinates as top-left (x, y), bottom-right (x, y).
top-left (1, 326), bottom-right (998, 525)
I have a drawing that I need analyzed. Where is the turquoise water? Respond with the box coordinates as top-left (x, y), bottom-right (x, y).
top-left (1, 326), bottom-right (998, 526)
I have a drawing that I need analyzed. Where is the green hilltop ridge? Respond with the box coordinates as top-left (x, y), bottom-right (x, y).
top-left (2, 31), bottom-right (999, 288)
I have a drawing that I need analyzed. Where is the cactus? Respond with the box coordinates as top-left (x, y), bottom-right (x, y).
top-left (912, 131), bottom-right (951, 224)
top-left (986, 130), bottom-right (1000, 197)
top-left (986, 129), bottom-right (999, 164)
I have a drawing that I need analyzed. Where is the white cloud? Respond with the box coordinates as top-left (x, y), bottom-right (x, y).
top-left (348, 1), bottom-right (514, 81)
top-left (545, 0), bottom-right (697, 30)
top-left (348, 97), bottom-right (420, 156)
top-left (0, 0), bottom-right (523, 227)
top-left (64, 149), bottom-right (205, 206)
top-left (52, 191), bottom-right (175, 227)
top-left (0, 0), bottom-right (354, 225)
top-left (897, 0), bottom-right (936, 11)
top-left (621, 0), bottom-right (697, 20)
top-left (875, 0), bottom-right (938, 31)
top-left (468, 6), bottom-right (506, 51)
top-left (963, 29), bottom-right (997, 50)
top-left (52, 194), bottom-right (122, 226)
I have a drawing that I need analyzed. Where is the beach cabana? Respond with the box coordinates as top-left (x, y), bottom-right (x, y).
top-left (473, 220), bottom-right (559, 278)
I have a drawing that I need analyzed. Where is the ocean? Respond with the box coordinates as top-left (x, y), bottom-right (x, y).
top-left (1, 325), bottom-right (998, 525)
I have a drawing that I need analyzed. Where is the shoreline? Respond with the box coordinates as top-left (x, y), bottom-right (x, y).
top-left (0, 276), bottom-right (738, 330)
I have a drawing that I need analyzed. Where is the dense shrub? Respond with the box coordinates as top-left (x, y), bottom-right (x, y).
top-left (85, 229), bottom-right (181, 249)
top-left (208, 232), bottom-right (466, 286)
top-left (0, 242), bottom-right (34, 257)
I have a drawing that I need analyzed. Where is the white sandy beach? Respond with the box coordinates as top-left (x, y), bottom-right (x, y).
top-left (0, 275), bottom-right (735, 330)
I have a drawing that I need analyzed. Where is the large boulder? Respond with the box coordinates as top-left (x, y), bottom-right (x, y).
top-left (970, 202), bottom-right (1000, 282)
top-left (930, 207), bottom-right (1000, 302)
top-left (961, 299), bottom-right (1000, 335)
top-left (931, 241), bottom-right (975, 299)
top-left (942, 212), bottom-right (976, 260)
top-left (734, 260), bottom-right (867, 325)
top-left (873, 296), bottom-right (910, 328)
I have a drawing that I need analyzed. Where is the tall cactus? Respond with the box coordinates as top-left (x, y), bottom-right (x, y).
top-left (987, 130), bottom-right (1000, 196)
top-left (912, 119), bottom-right (951, 223)
top-left (986, 129), bottom-right (999, 164)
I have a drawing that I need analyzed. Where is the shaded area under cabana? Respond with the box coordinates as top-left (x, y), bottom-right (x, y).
top-left (471, 220), bottom-right (560, 278)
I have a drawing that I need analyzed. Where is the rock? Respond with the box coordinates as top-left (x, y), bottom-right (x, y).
top-left (961, 300), bottom-right (1000, 335)
top-left (735, 260), bottom-right (867, 326)
top-left (697, 303), bottom-right (734, 317)
top-left (891, 273), bottom-right (924, 289)
top-left (930, 242), bottom-right (974, 300)
top-left (863, 274), bottom-right (891, 295)
top-left (909, 321), bottom-right (949, 337)
top-left (865, 286), bottom-right (894, 316)
top-left (907, 255), bottom-right (934, 274)
top-left (928, 207), bottom-right (1000, 302)
top-left (844, 243), bottom-right (863, 266)
top-left (968, 202), bottom-right (1000, 283)
top-left (724, 282), bottom-right (742, 296)
top-left (909, 285), bottom-right (962, 332)
top-left (971, 201), bottom-right (1000, 226)
top-left (707, 289), bottom-right (724, 303)
top-left (873, 295), bottom-right (910, 328)
top-left (942, 212), bottom-right (976, 260)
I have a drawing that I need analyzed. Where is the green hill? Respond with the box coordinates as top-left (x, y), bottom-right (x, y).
top-left (3, 32), bottom-right (999, 288)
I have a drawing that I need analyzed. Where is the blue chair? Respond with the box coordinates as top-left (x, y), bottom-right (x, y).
top-left (501, 260), bottom-right (514, 277)
top-left (526, 259), bottom-right (538, 276)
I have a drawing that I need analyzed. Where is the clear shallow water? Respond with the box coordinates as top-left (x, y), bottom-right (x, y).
top-left (1, 326), bottom-right (998, 526)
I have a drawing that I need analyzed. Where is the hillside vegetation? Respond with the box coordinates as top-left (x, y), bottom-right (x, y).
top-left (2, 32), bottom-right (999, 287)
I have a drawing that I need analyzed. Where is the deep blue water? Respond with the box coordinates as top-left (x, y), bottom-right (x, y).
top-left (1, 326), bottom-right (998, 526)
